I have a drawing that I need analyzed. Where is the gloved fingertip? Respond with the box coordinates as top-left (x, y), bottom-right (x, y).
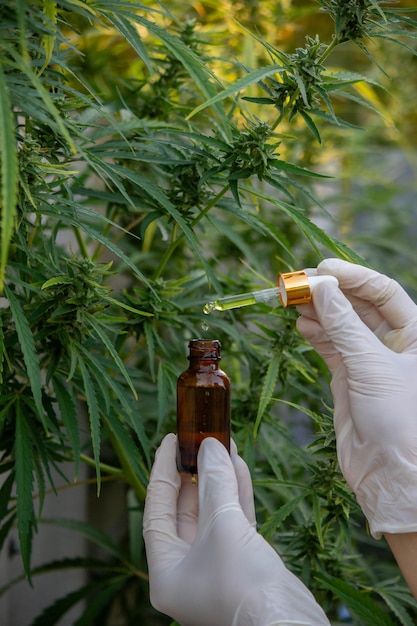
top-left (309, 277), bottom-right (342, 302)
top-left (154, 432), bottom-right (178, 462)
top-left (149, 433), bottom-right (179, 483)
top-left (198, 436), bottom-right (232, 468)
top-left (317, 257), bottom-right (346, 275)
top-left (197, 437), bottom-right (240, 506)
top-left (161, 432), bottom-right (178, 448)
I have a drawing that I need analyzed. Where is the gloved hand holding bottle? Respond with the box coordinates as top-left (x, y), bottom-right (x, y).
top-left (296, 258), bottom-right (417, 597)
top-left (143, 433), bottom-right (330, 626)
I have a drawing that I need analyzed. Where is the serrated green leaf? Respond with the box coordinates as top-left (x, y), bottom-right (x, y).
top-left (76, 350), bottom-right (151, 478)
top-left (0, 556), bottom-right (125, 601)
top-left (103, 410), bottom-right (148, 497)
top-left (0, 66), bottom-right (18, 290)
top-left (299, 109), bottom-right (322, 143)
top-left (41, 276), bottom-right (73, 290)
top-left (107, 163), bottom-right (219, 287)
top-left (53, 376), bottom-right (81, 479)
top-left (136, 15), bottom-right (224, 114)
top-left (40, 0), bottom-right (57, 75)
top-left (105, 11), bottom-right (154, 77)
top-left (80, 222), bottom-right (153, 289)
top-left (378, 591), bottom-right (415, 626)
top-left (253, 352), bottom-right (281, 437)
top-left (73, 575), bottom-right (128, 626)
top-left (143, 321), bottom-right (155, 380)
top-left (270, 159), bottom-right (330, 178)
top-left (121, 399), bottom-right (151, 470)
top-left (85, 312), bottom-right (138, 400)
top-left (5, 285), bottom-right (46, 429)
top-left (104, 295), bottom-right (153, 317)
top-left (12, 50), bottom-right (77, 153)
top-left (95, 6), bottom-right (228, 130)
top-left (260, 493), bottom-right (306, 540)
top-left (243, 188), bottom-right (364, 263)
top-left (311, 491), bottom-right (324, 549)
top-left (187, 64), bottom-right (284, 119)
top-left (30, 576), bottom-right (128, 626)
top-left (316, 574), bottom-right (397, 626)
top-left (77, 357), bottom-right (101, 494)
top-left (15, 400), bottom-right (35, 580)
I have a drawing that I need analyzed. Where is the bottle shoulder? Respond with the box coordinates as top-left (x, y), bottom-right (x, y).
top-left (177, 368), bottom-right (230, 386)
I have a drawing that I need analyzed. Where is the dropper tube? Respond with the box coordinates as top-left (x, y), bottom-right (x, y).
top-left (204, 271), bottom-right (338, 313)
top-left (203, 287), bottom-right (278, 313)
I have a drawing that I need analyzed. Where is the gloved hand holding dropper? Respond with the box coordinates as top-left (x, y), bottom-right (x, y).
top-left (297, 258), bottom-right (417, 597)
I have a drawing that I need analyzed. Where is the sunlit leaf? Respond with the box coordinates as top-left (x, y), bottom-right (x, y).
top-left (187, 64), bottom-right (284, 119)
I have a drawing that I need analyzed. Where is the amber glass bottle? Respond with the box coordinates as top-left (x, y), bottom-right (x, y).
top-left (177, 339), bottom-right (231, 474)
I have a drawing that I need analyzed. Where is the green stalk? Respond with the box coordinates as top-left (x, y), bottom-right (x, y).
top-left (73, 226), bottom-right (90, 258)
top-left (79, 453), bottom-right (125, 478)
top-left (318, 36), bottom-right (340, 65)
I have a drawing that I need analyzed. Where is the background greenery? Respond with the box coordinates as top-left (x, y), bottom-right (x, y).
top-left (1, 0), bottom-right (417, 624)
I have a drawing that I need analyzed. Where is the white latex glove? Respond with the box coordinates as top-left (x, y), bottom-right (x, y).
top-left (143, 433), bottom-right (330, 626)
top-left (297, 258), bottom-right (417, 538)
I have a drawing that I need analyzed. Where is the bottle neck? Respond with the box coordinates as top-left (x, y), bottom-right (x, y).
top-left (187, 339), bottom-right (221, 369)
top-left (188, 357), bottom-right (219, 371)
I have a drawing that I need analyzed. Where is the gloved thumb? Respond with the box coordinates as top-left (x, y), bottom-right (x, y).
top-left (196, 438), bottom-right (245, 539)
top-left (312, 281), bottom-right (385, 361)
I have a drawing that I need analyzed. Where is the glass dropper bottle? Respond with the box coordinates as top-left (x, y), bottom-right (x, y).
top-left (204, 270), bottom-right (338, 313)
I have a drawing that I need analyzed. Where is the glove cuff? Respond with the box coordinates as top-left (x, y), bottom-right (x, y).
top-left (356, 461), bottom-right (417, 539)
top-left (232, 579), bottom-right (330, 626)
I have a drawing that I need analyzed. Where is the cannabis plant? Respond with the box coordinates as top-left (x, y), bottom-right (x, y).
top-left (1, 1), bottom-right (417, 624)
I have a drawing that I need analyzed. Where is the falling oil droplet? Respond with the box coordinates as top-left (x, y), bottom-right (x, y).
top-left (203, 301), bottom-right (216, 314)
top-left (201, 321), bottom-right (209, 332)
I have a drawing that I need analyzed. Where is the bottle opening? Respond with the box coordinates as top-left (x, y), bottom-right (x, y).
top-left (188, 339), bottom-right (221, 360)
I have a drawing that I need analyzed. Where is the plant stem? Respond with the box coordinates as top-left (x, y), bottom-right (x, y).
top-left (73, 226), bottom-right (89, 258)
top-left (318, 36), bottom-right (339, 65)
top-left (79, 453), bottom-right (125, 477)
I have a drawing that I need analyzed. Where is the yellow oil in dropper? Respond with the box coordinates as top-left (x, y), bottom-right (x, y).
top-left (203, 287), bottom-right (279, 313)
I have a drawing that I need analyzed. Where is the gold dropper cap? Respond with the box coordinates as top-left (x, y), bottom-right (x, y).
top-left (278, 270), bottom-right (311, 307)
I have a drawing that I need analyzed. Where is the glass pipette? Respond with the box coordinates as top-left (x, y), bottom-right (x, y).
top-left (203, 287), bottom-right (278, 313)
top-left (203, 273), bottom-right (338, 313)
